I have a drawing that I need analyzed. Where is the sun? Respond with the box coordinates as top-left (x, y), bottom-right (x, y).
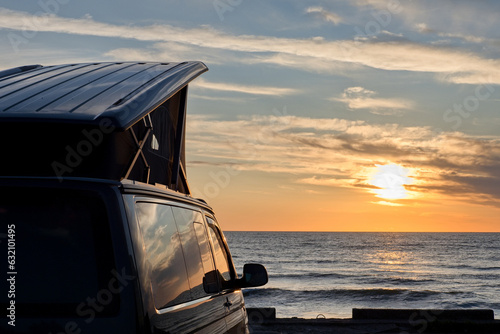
top-left (369, 164), bottom-right (413, 200)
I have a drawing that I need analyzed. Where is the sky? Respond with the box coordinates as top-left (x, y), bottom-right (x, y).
top-left (1, 0), bottom-right (500, 232)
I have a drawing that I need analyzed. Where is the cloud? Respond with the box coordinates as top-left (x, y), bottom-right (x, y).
top-left (1, 8), bottom-right (500, 84)
top-left (305, 6), bottom-right (344, 25)
top-left (297, 176), bottom-right (355, 188)
top-left (334, 87), bottom-right (413, 115)
top-left (415, 23), bottom-right (434, 34)
top-left (353, 0), bottom-right (396, 8)
top-left (0, 44), bottom-right (106, 70)
top-left (105, 43), bottom-right (359, 76)
top-left (357, 1), bottom-right (500, 49)
top-left (186, 114), bottom-right (500, 208)
top-left (372, 201), bottom-right (404, 207)
top-left (104, 41), bottom-right (245, 66)
top-left (191, 78), bottom-right (298, 96)
top-left (247, 53), bottom-right (361, 75)
top-left (189, 94), bottom-right (250, 103)
top-left (415, 23), bottom-right (491, 45)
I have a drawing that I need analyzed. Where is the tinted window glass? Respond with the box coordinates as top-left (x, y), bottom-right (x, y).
top-left (172, 207), bottom-right (207, 299)
top-left (194, 222), bottom-right (219, 293)
top-left (206, 219), bottom-right (232, 284)
top-left (135, 203), bottom-right (191, 309)
top-left (0, 188), bottom-right (117, 317)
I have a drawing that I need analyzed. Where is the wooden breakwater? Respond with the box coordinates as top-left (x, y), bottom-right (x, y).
top-left (247, 308), bottom-right (500, 333)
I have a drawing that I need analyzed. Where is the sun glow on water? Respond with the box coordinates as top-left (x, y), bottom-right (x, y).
top-left (369, 164), bottom-right (413, 200)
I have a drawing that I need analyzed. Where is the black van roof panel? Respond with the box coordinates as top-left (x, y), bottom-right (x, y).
top-left (0, 61), bottom-right (207, 129)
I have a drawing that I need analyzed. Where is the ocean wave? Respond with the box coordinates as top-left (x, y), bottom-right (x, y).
top-left (315, 259), bottom-right (361, 265)
top-left (270, 272), bottom-right (354, 280)
top-left (360, 276), bottom-right (436, 285)
top-left (442, 264), bottom-right (500, 271)
top-left (476, 266), bottom-right (500, 271)
top-left (389, 277), bottom-right (435, 283)
top-left (242, 287), bottom-right (460, 301)
top-left (274, 272), bottom-right (439, 286)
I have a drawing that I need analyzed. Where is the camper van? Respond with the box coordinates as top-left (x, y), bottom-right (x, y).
top-left (0, 62), bottom-right (268, 333)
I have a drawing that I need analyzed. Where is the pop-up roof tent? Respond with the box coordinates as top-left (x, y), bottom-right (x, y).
top-left (0, 62), bottom-right (208, 195)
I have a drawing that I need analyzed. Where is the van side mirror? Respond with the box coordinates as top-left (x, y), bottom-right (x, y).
top-left (203, 270), bottom-right (220, 293)
top-left (237, 263), bottom-right (268, 288)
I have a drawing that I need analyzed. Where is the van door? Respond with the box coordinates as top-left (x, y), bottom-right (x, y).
top-left (205, 217), bottom-right (248, 334)
top-left (134, 202), bottom-right (228, 333)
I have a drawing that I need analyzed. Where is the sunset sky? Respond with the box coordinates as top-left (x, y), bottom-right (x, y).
top-left (1, 1), bottom-right (499, 232)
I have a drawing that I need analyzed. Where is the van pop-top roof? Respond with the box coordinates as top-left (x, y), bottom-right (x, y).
top-left (0, 62), bottom-right (208, 194)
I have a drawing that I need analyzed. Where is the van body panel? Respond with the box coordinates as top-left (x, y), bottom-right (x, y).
top-left (0, 178), bottom-right (142, 334)
top-left (151, 296), bottom-right (228, 333)
top-left (224, 290), bottom-right (248, 333)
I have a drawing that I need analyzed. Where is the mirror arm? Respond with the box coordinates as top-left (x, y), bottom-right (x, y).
top-left (233, 277), bottom-right (248, 289)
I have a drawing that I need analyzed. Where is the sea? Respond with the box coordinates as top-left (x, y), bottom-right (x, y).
top-left (225, 232), bottom-right (500, 319)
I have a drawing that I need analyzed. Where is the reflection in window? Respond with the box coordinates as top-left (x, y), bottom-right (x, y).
top-left (207, 219), bottom-right (232, 284)
top-left (194, 222), bottom-right (218, 293)
top-left (135, 203), bottom-right (191, 309)
top-left (172, 207), bottom-right (209, 299)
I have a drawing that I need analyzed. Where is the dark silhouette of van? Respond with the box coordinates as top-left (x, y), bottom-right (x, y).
top-left (0, 62), bottom-right (268, 333)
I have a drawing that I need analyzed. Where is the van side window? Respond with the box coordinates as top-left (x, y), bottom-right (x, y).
top-left (193, 222), bottom-right (219, 293)
top-left (206, 218), bottom-right (232, 285)
top-left (171, 207), bottom-right (211, 299)
top-left (135, 203), bottom-right (191, 309)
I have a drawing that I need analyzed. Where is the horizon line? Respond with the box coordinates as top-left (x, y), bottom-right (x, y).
top-left (225, 230), bottom-right (500, 233)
